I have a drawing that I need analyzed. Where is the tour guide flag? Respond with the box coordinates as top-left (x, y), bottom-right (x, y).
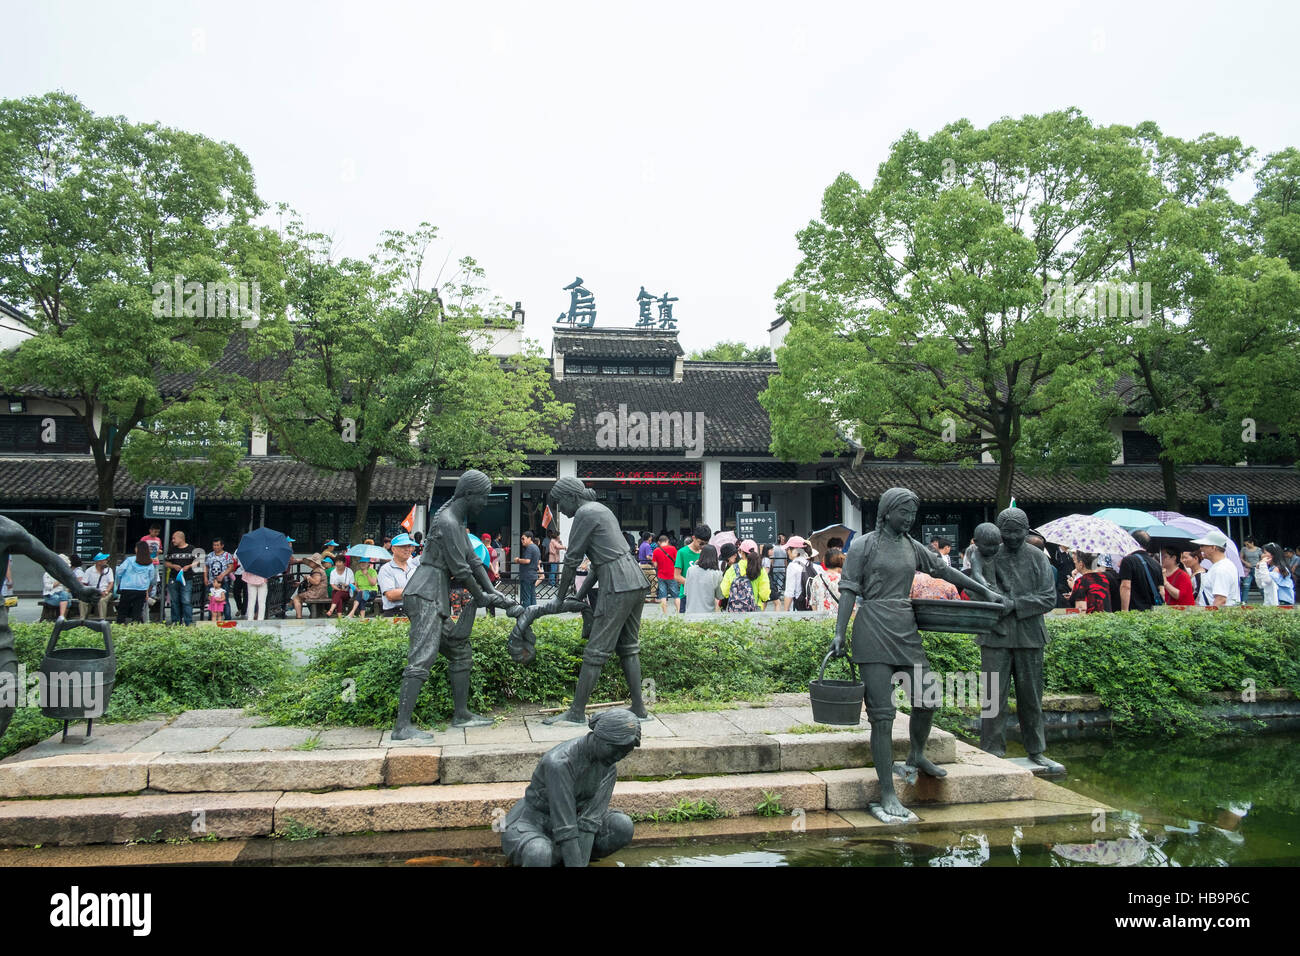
top-left (542, 505), bottom-right (553, 529)
top-left (401, 506), bottom-right (416, 532)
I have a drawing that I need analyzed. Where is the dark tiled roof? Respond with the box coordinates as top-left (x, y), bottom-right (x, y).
top-left (838, 463), bottom-right (1300, 507)
top-left (549, 364), bottom-right (776, 455)
top-left (0, 458), bottom-right (437, 506)
top-left (554, 328), bottom-right (684, 360)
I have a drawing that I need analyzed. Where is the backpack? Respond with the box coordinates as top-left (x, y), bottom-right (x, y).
top-left (793, 559), bottom-right (819, 611)
top-left (727, 567), bottom-right (759, 612)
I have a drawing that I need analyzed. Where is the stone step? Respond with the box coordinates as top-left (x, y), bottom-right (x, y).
top-left (0, 720), bottom-right (956, 797)
top-left (0, 747), bottom-right (1038, 847)
top-left (814, 743), bottom-right (1036, 810)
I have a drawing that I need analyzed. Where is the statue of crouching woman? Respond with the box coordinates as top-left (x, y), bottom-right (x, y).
top-left (500, 708), bottom-right (640, 867)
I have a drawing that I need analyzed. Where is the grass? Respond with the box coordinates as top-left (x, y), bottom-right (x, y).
top-left (755, 791), bottom-right (788, 817)
top-left (293, 734), bottom-right (322, 751)
top-left (273, 818), bottom-right (324, 841)
top-left (776, 723), bottom-right (862, 735)
top-left (629, 798), bottom-right (730, 823)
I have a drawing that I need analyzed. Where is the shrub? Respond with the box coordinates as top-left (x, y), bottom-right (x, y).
top-left (0, 622), bottom-right (291, 759)
top-left (5, 608), bottom-right (1297, 756)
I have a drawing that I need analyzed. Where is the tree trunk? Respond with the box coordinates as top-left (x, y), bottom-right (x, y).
top-left (96, 467), bottom-right (118, 557)
top-left (1159, 456), bottom-right (1180, 513)
top-left (349, 459), bottom-right (378, 543)
top-left (992, 441), bottom-right (1016, 512)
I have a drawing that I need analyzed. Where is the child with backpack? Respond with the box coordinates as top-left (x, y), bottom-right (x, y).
top-left (783, 536), bottom-right (818, 610)
top-left (720, 540), bottom-right (771, 612)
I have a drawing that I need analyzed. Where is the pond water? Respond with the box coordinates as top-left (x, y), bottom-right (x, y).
top-left (609, 732), bottom-right (1300, 867)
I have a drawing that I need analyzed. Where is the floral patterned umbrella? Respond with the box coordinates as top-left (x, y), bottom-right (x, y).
top-left (1035, 514), bottom-right (1142, 557)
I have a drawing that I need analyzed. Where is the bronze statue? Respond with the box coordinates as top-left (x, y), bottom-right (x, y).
top-left (831, 488), bottom-right (1004, 822)
top-left (979, 507), bottom-right (1065, 773)
top-left (537, 477), bottom-right (651, 727)
top-left (0, 515), bottom-right (102, 741)
top-left (393, 471), bottom-right (522, 741)
top-left (500, 708), bottom-right (640, 867)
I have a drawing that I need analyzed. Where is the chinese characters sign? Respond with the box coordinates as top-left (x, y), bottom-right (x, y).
top-left (144, 484), bottom-right (196, 520)
top-left (555, 279), bottom-right (681, 329)
top-left (578, 465), bottom-right (700, 486)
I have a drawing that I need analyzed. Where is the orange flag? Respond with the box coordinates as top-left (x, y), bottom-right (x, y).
top-left (541, 505), bottom-right (553, 529)
top-left (401, 505), bottom-right (416, 532)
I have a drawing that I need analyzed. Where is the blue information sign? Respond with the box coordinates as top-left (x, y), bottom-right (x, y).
top-left (1208, 494), bottom-right (1249, 517)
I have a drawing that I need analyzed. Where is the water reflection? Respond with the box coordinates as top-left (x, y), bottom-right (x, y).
top-left (612, 733), bottom-right (1300, 867)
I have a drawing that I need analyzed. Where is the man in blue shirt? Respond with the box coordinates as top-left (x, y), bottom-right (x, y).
top-left (515, 531), bottom-right (541, 607)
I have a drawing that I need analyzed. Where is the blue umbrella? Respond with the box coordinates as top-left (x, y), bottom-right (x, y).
top-left (468, 532), bottom-right (490, 568)
top-left (1092, 508), bottom-right (1163, 531)
top-left (236, 528), bottom-right (294, 579)
top-left (346, 544), bottom-right (393, 562)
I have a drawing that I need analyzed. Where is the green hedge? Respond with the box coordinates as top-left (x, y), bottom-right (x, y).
top-left (4, 609), bottom-right (1297, 759)
top-left (0, 622), bottom-right (291, 759)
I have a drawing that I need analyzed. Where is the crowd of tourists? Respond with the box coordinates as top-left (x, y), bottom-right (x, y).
top-left (638, 526), bottom-right (846, 614)
top-left (31, 524), bottom-right (436, 626)
top-left (30, 517), bottom-right (1297, 626)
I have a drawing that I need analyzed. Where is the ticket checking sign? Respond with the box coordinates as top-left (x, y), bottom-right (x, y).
top-left (144, 485), bottom-right (196, 520)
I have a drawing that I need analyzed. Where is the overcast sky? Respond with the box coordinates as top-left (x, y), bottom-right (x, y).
top-left (7, 0), bottom-right (1298, 355)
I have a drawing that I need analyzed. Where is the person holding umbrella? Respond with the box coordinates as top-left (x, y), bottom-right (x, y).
top-left (236, 529), bottom-right (294, 622)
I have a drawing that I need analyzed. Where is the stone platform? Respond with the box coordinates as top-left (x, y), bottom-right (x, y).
top-left (0, 700), bottom-right (1103, 849)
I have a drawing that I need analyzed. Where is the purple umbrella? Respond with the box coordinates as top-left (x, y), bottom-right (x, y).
top-left (1149, 512), bottom-right (1244, 576)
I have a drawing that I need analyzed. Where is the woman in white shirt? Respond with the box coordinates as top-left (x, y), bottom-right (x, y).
top-left (326, 558), bottom-right (354, 617)
top-left (42, 554), bottom-right (75, 618)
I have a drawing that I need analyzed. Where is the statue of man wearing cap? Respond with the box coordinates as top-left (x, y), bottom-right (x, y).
top-left (979, 507), bottom-right (1064, 773)
top-left (537, 477), bottom-right (652, 726)
top-left (392, 470), bottom-right (522, 740)
top-left (0, 515), bottom-right (101, 741)
top-left (500, 708), bottom-right (640, 867)
top-left (832, 487), bottom-right (1004, 821)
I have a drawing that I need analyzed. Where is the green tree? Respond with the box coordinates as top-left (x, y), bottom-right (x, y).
top-left (1251, 148), bottom-right (1300, 271)
top-left (252, 219), bottom-right (571, 541)
top-left (1101, 125), bottom-right (1253, 509)
top-left (762, 110), bottom-right (1150, 509)
top-left (688, 341), bottom-right (772, 362)
top-left (0, 92), bottom-right (279, 546)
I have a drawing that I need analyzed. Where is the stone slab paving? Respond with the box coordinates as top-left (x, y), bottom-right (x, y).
top-left (380, 728), bottom-right (465, 747)
top-left (125, 727), bottom-right (234, 753)
top-left (655, 711), bottom-right (747, 738)
top-left (169, 709), bottom-right (264, 729)
top-left (316, 727), bottom-right (385, 749)
top-left (218, 727), bottom-right (317, 751)
top-left (463, 721), bottom-right (533, 745)
top-left (2, 720), bottom-right (166, 763)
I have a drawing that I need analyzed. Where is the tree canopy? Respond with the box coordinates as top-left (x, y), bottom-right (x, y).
top-left (689, 340), bottom-right (772, 362)
top-left (761, 109), bottom-right (1300, 510)
top-left (250, 218), bottom-right (571, 540)
top-left (0, 92), bottom-right (279, 543)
